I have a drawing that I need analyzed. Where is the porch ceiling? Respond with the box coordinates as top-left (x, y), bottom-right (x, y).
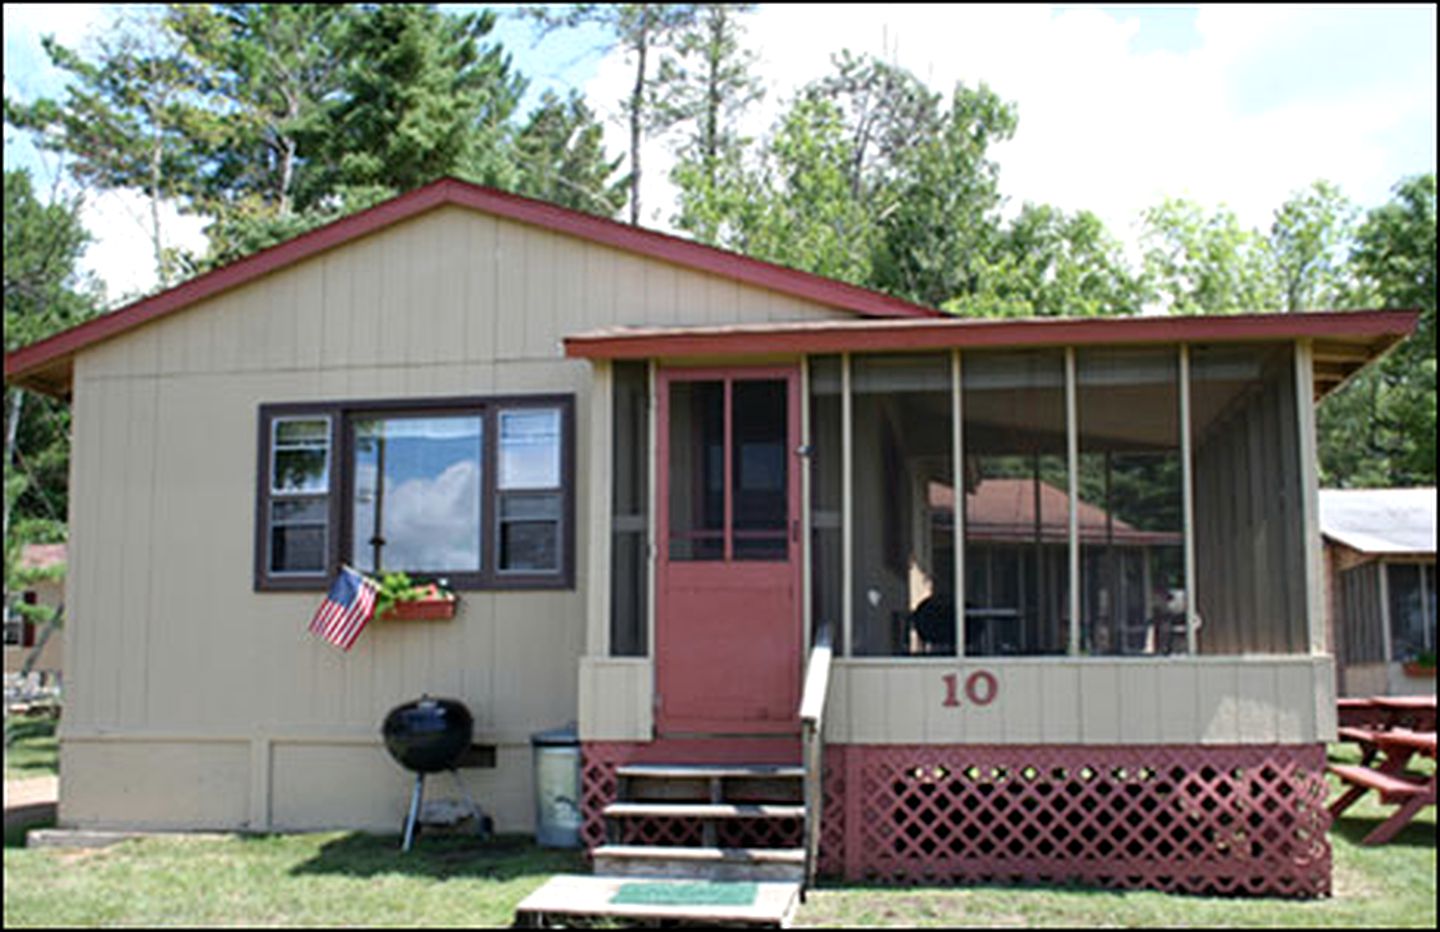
top-left (563, 309), bottom-right (1418, 401)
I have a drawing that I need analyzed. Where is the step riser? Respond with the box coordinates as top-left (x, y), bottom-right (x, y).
top-left (593, 855), bottom-right (804, 883)
top-left (624, 776), bottom-right (802, 804)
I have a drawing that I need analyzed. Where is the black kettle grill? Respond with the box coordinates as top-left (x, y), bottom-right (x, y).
top-left (381, 695), bottom-right (488, 851)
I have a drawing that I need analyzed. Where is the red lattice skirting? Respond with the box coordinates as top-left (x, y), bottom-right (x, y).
top-left (583, 742), bottom-right (1331, 897)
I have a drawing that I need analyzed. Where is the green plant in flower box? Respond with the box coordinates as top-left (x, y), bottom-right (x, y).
top-left (372, 571), bottom-right (457, 620)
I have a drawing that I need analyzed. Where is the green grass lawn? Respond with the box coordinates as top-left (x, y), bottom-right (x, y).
top-left (3, 714), bottom-right (59, 781)
top-left (2, 742), bottom-right (1433, 928)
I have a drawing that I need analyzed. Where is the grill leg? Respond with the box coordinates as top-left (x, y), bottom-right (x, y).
top-left (402, 772), bottom-right (425, 852)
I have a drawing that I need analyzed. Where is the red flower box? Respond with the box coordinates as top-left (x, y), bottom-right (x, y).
top-left (1402, 662), bottom-right (1436, 678)
top-left (378, 584), bottom-right (457, 621)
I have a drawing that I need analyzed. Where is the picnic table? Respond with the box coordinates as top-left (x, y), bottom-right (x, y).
top-left (1329, 723), bottom-right (1437, 845)
top-left (1338, 695), bottom-right (1437, 732)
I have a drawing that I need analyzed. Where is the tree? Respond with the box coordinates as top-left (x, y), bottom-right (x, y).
top-left (1139, 198), bottom-right (1280, 314)
top-left (1318, 174), bottom-right (1437, 487)
top-left (512, 90), bottom-right (629, 217)
top-left (3, 169), bottom-right (97, 625)
top-left (948, 204), bottom-right (1143, 318)
top-left (164, 3), bottom-right (357, 260)
top-left (870, 81), bottom-right (1017, 308)
top-left (651, 4), bottom-right (762, 188)
top-left (523, 4), bottom-right (693, 225)
top-left (1270, 180), bottom-right (1361, 313)
top-left (6, 8), bottom-right (209, 288)
top-left (325, 5), bottom-right (525, 206)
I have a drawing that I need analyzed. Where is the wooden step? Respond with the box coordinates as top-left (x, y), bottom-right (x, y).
top-left (593, 845), bottom-right (804, 882)
top-left (604, 802), bottom-right (805, 820)
top-left (617, 764), bottom-right (804, 780)
top-left (515, 874), bottom-right (800, 928)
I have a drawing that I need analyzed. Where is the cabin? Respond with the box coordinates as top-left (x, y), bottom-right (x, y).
top-left (3, 542), bottom-right (65, 682)
top-left (3, 178), bottom-right (1418, 899)
top-left (1321, 488), bottom-right (1436, 697)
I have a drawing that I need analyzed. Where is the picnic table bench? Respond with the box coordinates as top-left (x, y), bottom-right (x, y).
top-left (1329, 727), bottom-right (1436, 845)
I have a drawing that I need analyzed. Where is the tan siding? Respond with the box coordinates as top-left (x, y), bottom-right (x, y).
top-left (578, 658), bottom-right (652, 741)
top-left (825, 658), bottom-right (1332, 745)
top-left (61, 202), bottom-right (917, 832)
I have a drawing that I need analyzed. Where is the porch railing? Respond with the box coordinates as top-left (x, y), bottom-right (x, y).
top-left (798, 620), bottom-right (834, 894)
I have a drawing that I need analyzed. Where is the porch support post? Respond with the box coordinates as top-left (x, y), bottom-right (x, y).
top-left (842, 352), bottom-right (853, 658)
top-left (1065, 347), bottom-right (1080, 655)
top-left (1294, 339), bottom-right (1326, 655)
top-left (646, 360), bottom-right (658, 665)
top-left (801, 356), bottom-right (813, 651)
top-left (588, 360), bottom-right (613, 657)
top-left (952, 349), bottom-right (965, 657)
top-left (1180, 345), bottom-right (1198, 654)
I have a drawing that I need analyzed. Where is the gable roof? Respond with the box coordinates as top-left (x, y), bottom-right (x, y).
top-left (1319, 488), bottom-right (1436, 555)
top-left (5, 176), bottom-right (943, 397)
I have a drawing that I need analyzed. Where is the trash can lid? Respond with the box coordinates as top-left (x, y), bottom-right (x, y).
top-left (531, 723), bottom-right (578, 746)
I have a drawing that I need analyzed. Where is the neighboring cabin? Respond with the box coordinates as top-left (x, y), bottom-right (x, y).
top-left (4, 542), bottom-right (65, 680)
top-left (1321, 488), bottom-right (1437, 697)
top-left (3, 177), bottom-right (1418, 897)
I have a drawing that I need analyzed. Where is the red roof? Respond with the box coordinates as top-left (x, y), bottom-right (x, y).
top-left (4, 177), bottom-right (942, 396)
top-left (18, 543), bottom-right (67, 571)
top-left (930, 479), bottom-right (1181, 546)
top-left (563, 310), bottom-right (1418, 399)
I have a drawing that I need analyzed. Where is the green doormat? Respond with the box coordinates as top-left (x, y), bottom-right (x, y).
top-left (610, 881), bottom-right (758, 907)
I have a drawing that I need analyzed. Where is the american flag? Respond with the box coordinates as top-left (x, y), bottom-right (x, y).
top-left (309, 566), bottom-right (379, 651)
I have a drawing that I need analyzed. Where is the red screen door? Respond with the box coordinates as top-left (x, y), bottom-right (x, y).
top-left (656, 367), bottom-right (802, 735)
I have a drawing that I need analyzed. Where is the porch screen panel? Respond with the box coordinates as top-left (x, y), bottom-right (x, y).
top-left (1075, 348), bottom-right (1184, 656)
top-left (850, 354), bottom-right (955, 656)
top-left (810, 356), bottom-right (844, 653)
top-left (1337, 562), bottom-right (1384, 665)
top-left (961, 350), bottom-right (1069, 657)
top-left (1190, 345), bottom-right (1306, 654)
top-left (611, 361), bottom-right (649, 656)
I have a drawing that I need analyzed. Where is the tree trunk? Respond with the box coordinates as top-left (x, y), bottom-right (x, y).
top-left (628, 11), bottom-right (650, 226)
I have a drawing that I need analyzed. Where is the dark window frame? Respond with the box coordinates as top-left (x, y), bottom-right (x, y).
top-left (255, 394), bottom-right (575, 592)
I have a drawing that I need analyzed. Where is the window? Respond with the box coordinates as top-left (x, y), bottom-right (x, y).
top-left (1387, 561), bottom-right (1435, 662)
top-left (256, 396), bottom-right (573, 590)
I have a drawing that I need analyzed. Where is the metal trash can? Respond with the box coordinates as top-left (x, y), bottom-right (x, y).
top-left (531, 724), bottom-right (581, 848)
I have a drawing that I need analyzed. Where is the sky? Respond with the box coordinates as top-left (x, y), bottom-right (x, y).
top-left (3, 3), bottom-right (1436, 308)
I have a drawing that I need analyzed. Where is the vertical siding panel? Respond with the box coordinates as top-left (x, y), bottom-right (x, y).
top-left (1118, 663), bottom-right (1160, 743)
top-left (321, 253), bottom-right (353, 376)
top-left (615, 255), bottom-right (648, 328)
top-left (1155, 661), bottom-right (1198, 743)
top-left (184, 303), bottom-right (214, 375)
top-left (120, 377), bottom-right (158, 726)
top-left (293, 262), bottom-right (325, 372)
top-left (465, 216), bottom-right (497, 363)
top-left (69, 376), bottom-right (105, 728)
top-left (1079, 664), bottom-right (1121, 743)
top-left (379, 220), bottom-right (413, 368)
top-left (92, 379), bottom-right (130, 726)
top-left (525, 230), bottom-right (559, 358)
top-left (263, 275), bottom-right (299, 372)
top-left (211, 294), bottom-right (241, 373)
top-left (824, 666), bottom-right (850, 743)
top-left (553, 237), bottom-right (586, 350)
top-left (348, 236), bottom-right (382, 368)
top-left (495, 223), bottom-right (527, 359)
top-left (159, 306), bottom-right (188, 375)
top-left (1001, 664), bottom-right (1042, 743)
top-left (1236, 664), bottom-right (1278, 742)
top-left (1273, 662), bottom-right (1310, 743)
top-left (1198, 662), bottom-right (1240, 742)
top-left (1039, 662), bottom-right (1080, 743)
top-left (645, 262), bottom-right (680, 325)
top-left (847, 666), bottom-right (887, 742)
top-left (433, 210), bottom-right (467, 364)
top-left (885, 667), bottom-right (924, 743)
top-left (126, 327), bottom-right (161, 379)
top-left (583, 241), bottom-right (618, 331)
